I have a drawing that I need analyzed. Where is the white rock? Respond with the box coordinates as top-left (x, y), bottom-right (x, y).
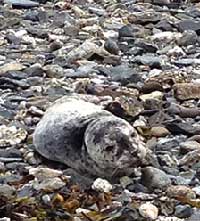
top-left (0, 62), bottom-right (25, 74)
top-left (140, 91), bottom-right (163, 101)
top-left (42, 194), bottom-right (51, 204)
top-left (33, 177), bottom-right (65, 191)
top-left (139, 202), bottom-right (159, 220)
top-left (151, 32), bottom-right (182, 41)
top-left (104, 30), bottom-right (119, 39)
top-left (29, 167), bottom-right (63, 180)
top-left (156, 216), bottom-right (184, 221)
top-left (74, 217), bottom-right (82, 221)
top-left (22, 35), bottom-right (36, 47)
top-left (76, 208), bottom-right (91, 214)
top-left (0, 218), bottom-right (11, 221)
top-left (133, 116), bottom-right (147, 127)
top-left (15, 29), bottom-right (27, 38)
top-left (92, 178), bottom-right (112, 192)
top-left (167, 46), bottom-right (185, 56)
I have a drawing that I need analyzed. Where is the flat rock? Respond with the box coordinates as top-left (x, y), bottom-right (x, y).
top-left (0, 184), bottom-right (16, 199)
top-left (177, 19), bottom-right (200, 34)
top-left (141, 166), bottom-right (171, 191)
top-left (173, 83), bottom-right (200, 101)
top-left (4, 0), bottom-right (39, 8)
top-left (132, 55), bottom-right (162, 68)
top-left (139, 202), bottom-right (159, 220)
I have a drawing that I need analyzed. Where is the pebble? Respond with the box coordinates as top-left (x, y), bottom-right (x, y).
top-left (0, 218), bottom-right (11, 221)
top-left (0, 184), bottom-right (16, 199)
top-left (33, 177), bottom-right (65, 191)
top-left (174, 205), bottom-right (193, 219)
top-left (141, 167), bottom-right (171, 191)
top-left (4, 0), bottom-right (39, 8)
top-left (92, 178), bottom-right (112, 192)
top-left (139, 202), bottom-right (159, 220)
top-left (0, 62), bottom-right (25, 74)
top-left (150, 126), bottom-right (170, 137)
top-left (180, 140), bottom-right (200, 153)
top-left (140, 91), bottom-right (163, 101)
top-left (173, 83), bottom-right (200, 101)
top-left (29, 167), bottom-right (63, 180)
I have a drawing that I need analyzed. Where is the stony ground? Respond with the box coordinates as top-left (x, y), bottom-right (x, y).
top-left (2, 0), bottom-right (200, 220)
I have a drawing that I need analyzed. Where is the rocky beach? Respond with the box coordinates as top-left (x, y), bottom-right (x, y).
top-left (1, 0), bottom-right (200, 220)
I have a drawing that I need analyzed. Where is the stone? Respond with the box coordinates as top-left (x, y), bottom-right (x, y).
top-left (174, 205), bottom-right (193, 218)
top-left (140, 91), bottom-right (163, 102)
top-left (0, 148), bottom-right (21, 158)
top-left (173, 83), bottom-right (200, 101)
top-left (107, 64), bottom-right (141, 84)
top-left (44, 64), bottom-right (64, 78)
top-left (177, 19), bottom-right (200, 34)
top-left (180, 140), bottom-right (200, 154)
top-left (150, 126), bottom-right (170, 137)
top-left (29, 167), bottom-right (63, 180)
top-left (177, 30), bottom-right (198, 46)
top-left (166, 185), bottom-right (196, 201)
top-left (66, 40), bottom-right (99, 63)
top-left (156, 216), bottom-right (184, 221)
top-left (0, 62), bottom-right (25, 74)
top-left (141, 166), bottom-right (171, 191)
top-left (132, 55), bottom-right (162, 68)
top-left (4, 0), bottom-right (39, 8)
top-left (0, 184), bottom-right (16, 199)
top-left (118, 25), bottom-right (135, 38)
top-left (0, 218), bottom-right (11, 221)
top-left (92, 178), bottom-right (112, 192)
top-left (33, 177), bottom-right (65, 191)
top-left (139, 202), bottom-right (159, 220)
top-left (0, 125), bottom-right (27, 147)
top-left (173, 59), bottom-right (200, 67)
top-left (134, 40), bottom-right (158, 53)
top-left (0, 162), bottom-right (5, 173)
top-left (155, 20), bottom-right (173, 31)
top-left (104, 38), bottom-right (120, 55)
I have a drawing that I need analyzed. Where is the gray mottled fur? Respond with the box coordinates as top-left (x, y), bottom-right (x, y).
top-left (33, 96), bottom-right (146, 179)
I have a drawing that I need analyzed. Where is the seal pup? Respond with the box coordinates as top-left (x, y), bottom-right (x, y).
top-left (33, 96), bottom-right (146, 180)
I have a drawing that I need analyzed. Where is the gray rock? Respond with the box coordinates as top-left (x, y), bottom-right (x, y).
top-left (4, 0), bottom-right (39, 8)
top-left (104, 38), bottom-right (120, 55)
top-left (132, 54), bottom-right (162, 68)
top-left (0, 184), bottom-right (16, 199)
top-left (155, 20), bottom-right (173, 31)
top-left (180, 140), bottom-right (200, 154)
top-left (173, 58), bottom-right (200, 67)
top-left (33, 177), bottom-right (65, 191)
top-left (44, 64), bottom-right (64, 78)
top-left (0, 148), bottom-right (21, 158)
top-left (25, 63), bottom-right (43, 77)
top-left (134, 40), bottom-right (158, 53)
top-left (177, 19), bottom-right (200, 34)
top-left (0, 162), bottom-right (5, 173)
top-left (88, 7), bottom-right (105, 16)
top-left (177, 30), bottom-right (198, 46)
top-left (118, 25), bottom-right (136, 38)
top-left (107, 64), bottom-right (141, 84)
top-left (141, 166), bottom-right (171, 191)
top-left (175, 205), bottom-right (193, 219)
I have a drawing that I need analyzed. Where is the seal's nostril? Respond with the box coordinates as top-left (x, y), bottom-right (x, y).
top-left (105, 145), bottom-right (114, 152)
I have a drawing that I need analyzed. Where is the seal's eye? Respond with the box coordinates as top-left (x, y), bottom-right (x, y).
top-left (105, 145), bottom-right (114, 152)
top-left (131, 131), bottom-right (136, 137)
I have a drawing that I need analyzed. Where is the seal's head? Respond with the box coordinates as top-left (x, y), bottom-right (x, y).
top-left (84, 116), bottom-right (146, 173)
